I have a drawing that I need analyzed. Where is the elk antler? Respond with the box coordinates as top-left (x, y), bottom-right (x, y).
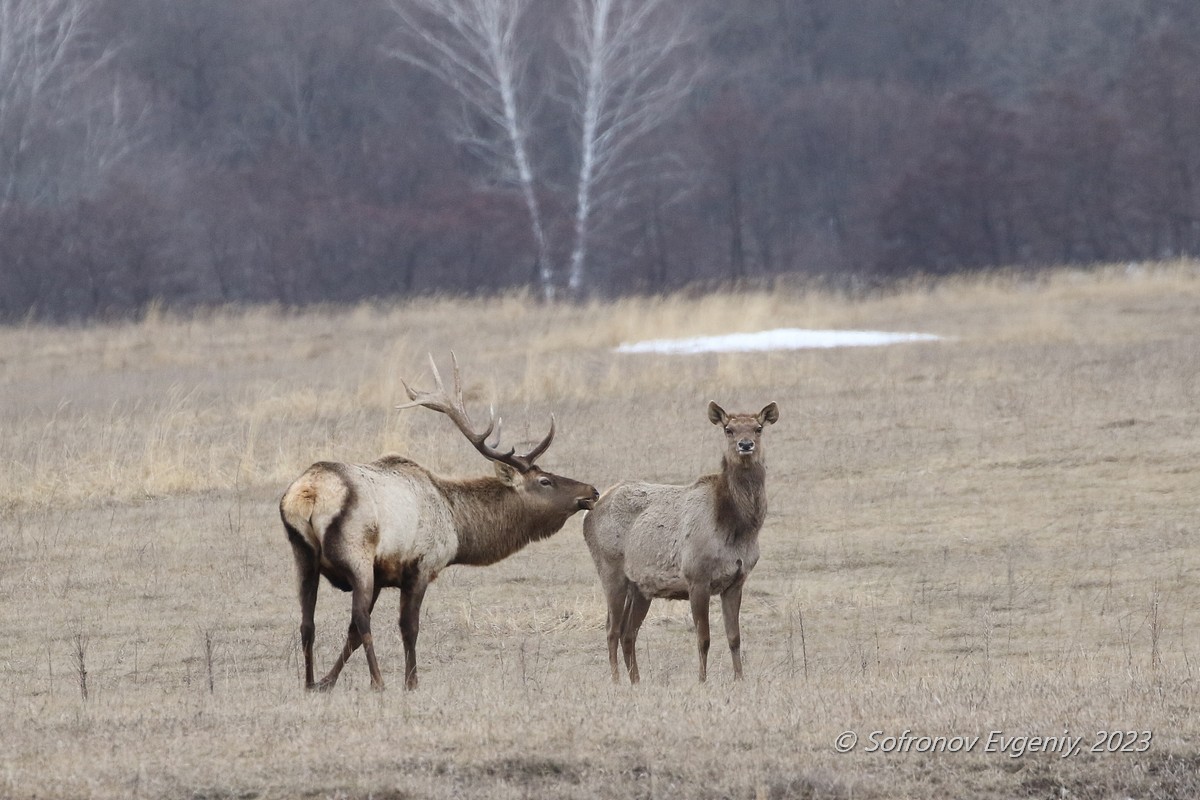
top-left (396, 352), bottom-right (555, 473)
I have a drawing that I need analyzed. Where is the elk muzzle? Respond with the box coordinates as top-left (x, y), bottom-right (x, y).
top-left (579, 487), bottom-right (600, 510)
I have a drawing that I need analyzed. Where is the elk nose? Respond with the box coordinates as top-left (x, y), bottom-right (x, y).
top-left (737, 440), bottom-right (755, 453)
top-left (579, 487), bottom-right (600, 510)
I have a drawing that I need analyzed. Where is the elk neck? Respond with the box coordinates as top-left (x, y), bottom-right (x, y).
top-left (434, 475), bottom-right (569, 566)
top-left (713, 455), bottom-right (768, 542)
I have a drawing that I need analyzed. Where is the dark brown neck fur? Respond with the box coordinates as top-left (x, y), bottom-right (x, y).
top-left (712, 456), bottom-right (767, 542)
top-left (432, 475), bottom-right (570, 566)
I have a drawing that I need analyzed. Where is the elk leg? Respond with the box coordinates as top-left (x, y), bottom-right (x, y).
top-left (355, 580), bottom-right (385, 690)
top-left (720, 584), bottom-right (744, 680)
top-left (604, 588), bottom-right (627, 683)
top-left (290, 542), bottom-right (320, 690)
top-left (298, 568), bottom-right (319, 689)
top-left (399, 577), bottom-right (428, 691)
top-left (316, 582), bottom-right (381, 691)
top-left (689, 590), bottom-right (711, 683)
top-left (621, 589), bottom-right (652, 684)
top-left (316, 621), bottom-right (359, 691)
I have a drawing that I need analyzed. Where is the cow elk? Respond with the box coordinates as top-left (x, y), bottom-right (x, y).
top-left (583, 401), bottom-right (779, 683)
top-left (280, 354), bottom-right (599, 691)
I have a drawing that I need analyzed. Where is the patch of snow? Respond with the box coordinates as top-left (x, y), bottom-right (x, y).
top-left (615, 328), bottom-right (942, 355)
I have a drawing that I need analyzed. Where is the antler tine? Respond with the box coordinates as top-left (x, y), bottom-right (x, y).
top-left (396, 352), bottom-right (455, 411)
top-left (449, 351), bottom-right (466, 415)
top-left (516, 413), bottom-right (556, 465)
top-left (428, 352), bottom-right (445, 393)
top-left (442, 350), bottom-right (491, 438)
top-left (397, 352), bottom-right (529, 469)
top-left (487, 414), bottom-right (503, 451)
top-left (396, 378), bottom-right (424, 408)
top-left (474, 404), bottom-right (498, 444)
top-left (394, 352), bottom-right (440, 409)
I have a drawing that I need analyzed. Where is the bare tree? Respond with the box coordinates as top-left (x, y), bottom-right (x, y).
top-left (562, 0), bottom-right (695, 295)
top-left (385, 0), bottom-right (556, 299)
top-left (386, 0), bottom-right (695, 299)
top-left (0, 0), bottom-right (136, 209)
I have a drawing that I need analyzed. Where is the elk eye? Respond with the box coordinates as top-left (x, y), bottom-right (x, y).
top-left (724, 427), bottom-right (732, 436)
top-left (538, 476), bottom-right (553, 487)
top-left (755, 426), bottom-right (763, 434)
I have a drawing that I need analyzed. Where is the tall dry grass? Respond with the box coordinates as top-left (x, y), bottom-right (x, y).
top-left (1, 262), bottom-right (1199, 798)
top-left (3, 261), bottom-right (1193, 508)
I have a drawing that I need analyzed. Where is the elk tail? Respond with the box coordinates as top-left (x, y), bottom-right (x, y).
top-left (280, 478), bottom-right (322, 556)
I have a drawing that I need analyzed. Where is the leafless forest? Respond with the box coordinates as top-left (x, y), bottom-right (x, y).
top-left (3, 0), bottom-right (1200, 319)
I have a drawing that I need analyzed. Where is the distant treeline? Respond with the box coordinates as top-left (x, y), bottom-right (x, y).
top-left (2, 0), bottom-right (1199, 320)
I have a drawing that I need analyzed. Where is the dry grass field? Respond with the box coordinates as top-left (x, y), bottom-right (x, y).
top-left (2, 264), bottom-right (1199, 799)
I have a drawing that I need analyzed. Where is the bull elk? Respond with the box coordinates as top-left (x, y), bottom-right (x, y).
top-left (583, 401), bottom-right (779, 683)
top-left (280, 354), bottom-right (599, 691)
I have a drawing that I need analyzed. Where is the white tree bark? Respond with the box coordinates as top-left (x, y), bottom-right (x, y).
top-left (387, 0), bottom-right (693, 299)
top-left (563, 0), bottom-right (694, 296)
top-left (386, 0), bottom-right (556, 300)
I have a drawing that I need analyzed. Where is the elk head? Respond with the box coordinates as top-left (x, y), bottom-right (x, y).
top-left (398, 353), bottom-right (598, 512)
top-left (708, 401), bottom-right (779, 463)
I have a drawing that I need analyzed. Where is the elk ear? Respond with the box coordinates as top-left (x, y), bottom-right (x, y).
top-left (758, 402), bottom-right (779, 425)
top-left (493, 461), bottom-right (521, 486)
top-left (707, 401), bottom-right (728, 426)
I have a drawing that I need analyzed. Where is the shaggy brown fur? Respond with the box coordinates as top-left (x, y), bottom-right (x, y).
top-left (583, 401), bottom-right (779, 683)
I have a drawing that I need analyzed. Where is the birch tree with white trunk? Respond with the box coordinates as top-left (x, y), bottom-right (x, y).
top-left (562, 0), bottom-right (694, 296)
top-left (385, 0), bottom-right (556, 299)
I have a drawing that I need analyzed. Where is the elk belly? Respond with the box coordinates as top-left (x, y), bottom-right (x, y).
top-left (630, 571), bottom-right (690, 600)
top-left (625, 551), bottom-right (690, 599)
